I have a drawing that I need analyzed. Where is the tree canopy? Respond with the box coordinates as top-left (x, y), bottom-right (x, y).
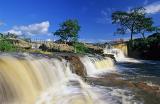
top-left (112, 7), bottom-right (154, 40)
top-left (54, 19), bottom-right (80, 44)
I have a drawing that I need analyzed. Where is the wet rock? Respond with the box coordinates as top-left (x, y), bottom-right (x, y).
top-left (64, 55), bottom-right (87, 77)
top-left (103, 54), bottom-right (116, 62)
top-left (134, 82), bottom-right (160, 97)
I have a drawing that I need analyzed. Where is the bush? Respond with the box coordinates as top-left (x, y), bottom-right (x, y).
top-left (0, 39), bottom-right (17, 52)
top-left (39, 44), bottom-right (48, 51)
top-left (73, 42), bottom-right (89, 54)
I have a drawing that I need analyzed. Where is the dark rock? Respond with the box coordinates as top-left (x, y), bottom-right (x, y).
top-left (64, 55), bottom-right (87, 77)
top-left (103, 54), bottom-right (116, 62)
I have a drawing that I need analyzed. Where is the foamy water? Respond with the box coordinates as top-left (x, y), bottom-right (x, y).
top-left (80, 55), bottom-right (116, 77)
top-left (0, 53), bottom-right (143, 104)
top-left (0, 54), bottom-right (130, 104)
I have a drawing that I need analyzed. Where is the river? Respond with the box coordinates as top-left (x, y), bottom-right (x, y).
top-left (0, 51), bottom-right (159, 104)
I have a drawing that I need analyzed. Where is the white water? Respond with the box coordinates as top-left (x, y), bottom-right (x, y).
top-left (0, 54), bottom-right (142, 104)
top-left (80, 56), bottom-right (116, 77)
top-left (103, 46), bottom-right (143, 63)
top-left (104, 48), bottom-right (125, 61)
top-left (0, 54), bottom-right (108, 104)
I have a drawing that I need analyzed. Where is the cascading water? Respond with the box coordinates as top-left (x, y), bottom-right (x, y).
top-left (0, 53), bottom-right (149, 104)
top-left (103, 44), bottom-right (125, 62)
top-left (103, 45), bottom-right (143, 63)
top-left (80, 55), bottom-right (115, 76)
top-left (0, 54), bottom-right (109, 104)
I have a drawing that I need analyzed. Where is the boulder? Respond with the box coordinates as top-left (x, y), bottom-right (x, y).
top-left (64, 55), bottom-right (87, 77)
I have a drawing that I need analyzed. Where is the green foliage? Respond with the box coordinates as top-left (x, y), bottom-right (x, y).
top-left (112, 7), bottom-right (154, 40)
top-left (0, 39), bottom-right (17, 52)
top-left (54, 19), bottom-right (80, 43)
top-left (128, 33), bottom-right (160, 51)
top-left (152, 26), bottom-right (160, 33)
top-left (128, 33), bottom-right (160, 60)
top-left (73, 42), bottom-right (88, 54)
top-left (136, 16), bottom-right (153, 38)
top-left (39, 44), bottom-right (48, 51)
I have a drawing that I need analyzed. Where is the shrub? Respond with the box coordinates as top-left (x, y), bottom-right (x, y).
top-left (39, 44), bottom-right (48, 51)
top-left (0, 39), bottom-right (17, 52)
top-left (128, 33), bottom-right (160, 51)
top-left (73, 42), bottom-right (88, 54)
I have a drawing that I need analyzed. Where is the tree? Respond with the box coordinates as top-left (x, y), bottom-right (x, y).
top-left (153, 26), bottom-right (160, 33)
top-left (54, 19), bottom-right (80, 44)
top-left (136, 16), bottom-right (153, 39)
top-left (112, 7), bottom-right (153, 41)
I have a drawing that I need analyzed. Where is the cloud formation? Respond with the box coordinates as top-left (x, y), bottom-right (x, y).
top-left (7, 21), bottom-right (50, 35)
top-left (145, 1), bottom-right (160, 14)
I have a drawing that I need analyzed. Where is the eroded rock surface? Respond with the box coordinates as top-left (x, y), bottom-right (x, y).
top-left (64, 55), bottom-right (87, 77)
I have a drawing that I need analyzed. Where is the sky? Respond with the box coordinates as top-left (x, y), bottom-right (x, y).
top-left (0, 0), bottom-right (160, 42)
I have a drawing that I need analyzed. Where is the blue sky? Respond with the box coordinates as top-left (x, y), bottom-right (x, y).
top-left (0, 0), bottom-right (160, 42)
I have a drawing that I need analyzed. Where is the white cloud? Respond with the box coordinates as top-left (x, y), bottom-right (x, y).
top-left (6, 21), bottom-right (50, 35)
top-left (145, 1), bottom-right (160, 14)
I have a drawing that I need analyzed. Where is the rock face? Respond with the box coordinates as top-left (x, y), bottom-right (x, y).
top-left (64, 55), bottom-right (87, 77)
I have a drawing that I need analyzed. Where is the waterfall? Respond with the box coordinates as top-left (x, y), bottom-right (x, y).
top-left (0, 54), bottom-right (108, 104)
top-left (80, 55), bottom-right (116, 76)
top-left (103, 45), bottom-right (143, 63)
top-left (103, 45), bottom-right (125, 61)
